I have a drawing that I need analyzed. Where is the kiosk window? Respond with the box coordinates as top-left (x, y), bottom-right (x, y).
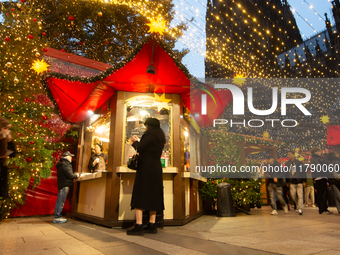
top-left (123, 95), bottom-right (172, 167)
top-left (84, 112), bottom-right (111, 172)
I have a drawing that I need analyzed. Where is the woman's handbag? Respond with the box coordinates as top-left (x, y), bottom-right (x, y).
top-left (127, 154), bottom-right (139, 170)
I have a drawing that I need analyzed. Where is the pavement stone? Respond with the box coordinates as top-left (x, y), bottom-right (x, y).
top-left (1, 206), bottom-right (340, 255)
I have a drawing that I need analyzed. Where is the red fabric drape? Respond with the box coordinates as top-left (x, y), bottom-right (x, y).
top-left (45, 39), bottom-right (191, 123)
top-left (327, 125), bottom-right (340, 146)
top-left (10, 165), bottom-right (72, 217)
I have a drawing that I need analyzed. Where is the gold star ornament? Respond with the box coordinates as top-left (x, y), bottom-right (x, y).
top-left (32, 59), bottom-right (49, 74)
top-left (153, 93), bottom-right (172, 111)
top-left (147, 18), bottom-right (167, 35)
top-left (262, 131), bottom-right (269, 139)
top-left (232, 73), bottom-right (246, 87)
top-left (320, 115), bottom-right (330, 124)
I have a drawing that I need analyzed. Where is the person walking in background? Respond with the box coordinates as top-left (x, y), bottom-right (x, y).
top-left (127, 118), bottom-right (165, 236)
top-left (304, 171), bottom-right (316, 207)
top-left (311, 148), bottom-right (333, 215)
top-left (286, 151), bottom-right (306, 215)
top-left (54, 151), bottom-right (79, 223)
top-left (266, 156), bottom-right (288, 215)
top-left (326, 151), bottom-right (340, 213)
top-left (252, 163), bottom-right (264, 210)
top-left (0, 117), bottom-right (16, 201)
top-left (0, 118), bottom-right (10, 158)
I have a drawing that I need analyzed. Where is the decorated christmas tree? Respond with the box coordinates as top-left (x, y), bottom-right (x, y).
top-left (200, 127), bottom-right (270, 208)
top-left (0, 0), bottom-right (66, 218)
top-left (36, 0), bottom-right (188, 63)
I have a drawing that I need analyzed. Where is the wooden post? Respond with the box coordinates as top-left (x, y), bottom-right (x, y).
top-left (71, 122), bottom-right (85, 216)
top-left (104, 91), bottom-right (125, 220)
top-left (173, 94), bottom-right (185, 220)
top-left (189, 179), bottom-right (198, 215)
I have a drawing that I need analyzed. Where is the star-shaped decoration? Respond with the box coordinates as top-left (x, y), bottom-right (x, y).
top-left (262, 131), bottom-right (269, 139)
top-left (232, 73), bottom-right (246, 87)
top-left (153, 93), bottom-right (172, 111)
top-left (147, 18), bottom-right (167, 35)
top-left (32, 59), bottom-right (49, 74)
top-left (320, 115), bottom-right (330, 124)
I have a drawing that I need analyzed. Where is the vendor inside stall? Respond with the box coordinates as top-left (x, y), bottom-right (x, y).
top-left (88, 143), bottom-right (108, 173)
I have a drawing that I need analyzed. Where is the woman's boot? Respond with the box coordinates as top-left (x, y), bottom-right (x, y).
top-left (144, 222), bottom-right (157, 234)
top-left (127, 224), bottom-right (144, 235)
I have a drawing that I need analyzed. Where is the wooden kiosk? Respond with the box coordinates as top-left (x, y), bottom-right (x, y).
top-left (43, 36), bottom-right (205, 227)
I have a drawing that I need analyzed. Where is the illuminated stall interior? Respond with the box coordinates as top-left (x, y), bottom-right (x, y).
top-left (43, 35), bottom-right (206, 227)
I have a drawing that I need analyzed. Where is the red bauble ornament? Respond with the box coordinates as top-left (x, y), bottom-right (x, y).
top-left (61, 49), bottom-right (65, 52)
top-left (229, 161), bottom-right (233, 165)
top-left (21, 0), bottom-right (26, 2)
top-left (29, 141), bottom-right (34, 144)
top-left (9, 109), bottom-right (14, 113)
top-left (28, 35), bottom-right (34, 40)
top-left (69, 16), bottom-right (74, 21)
top-left (212, 180), bottom-right (215, 184)
top-left (11, 8), bottom-right (15, 12)
top-left (5, 37), bottom-right (9, 42)
top-left (42, 32), bottom-right (46, 36)
top-left (78, 41), bottom-right (83, 45)
top-left (33, 18), bottom-right (36, 22)
top-left (42, 115), bottom-right (48, 120)
top-left (106, 41), bottom-right (110, 45)
top-left (42, 48), bottom-right (47, 52)
top-left (26, 157), bottom-right (32, 162)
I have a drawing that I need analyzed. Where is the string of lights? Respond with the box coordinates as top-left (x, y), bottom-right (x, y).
top-left (81, 0), bottom-right (338, 79)
top-left (302, 0), bottom-right (326, 22)
top-left (291, 8), bottom-right (319, 35)
top-left (173, 0), bottom-right (280, 77)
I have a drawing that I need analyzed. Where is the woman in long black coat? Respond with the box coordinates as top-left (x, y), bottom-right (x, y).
top-left (127, 117), bottom-right (165, 235)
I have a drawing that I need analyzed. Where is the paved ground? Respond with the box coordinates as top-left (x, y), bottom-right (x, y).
top-left (1, 206), bottom-right (340, 255)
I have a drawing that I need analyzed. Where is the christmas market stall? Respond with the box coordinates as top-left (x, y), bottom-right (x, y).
top-left (8, 47), bottom-right (111, 218)
top-left (43, 35), bottom-right (206, 227)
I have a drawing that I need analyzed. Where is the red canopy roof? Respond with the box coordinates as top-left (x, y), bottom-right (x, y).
top-left (43, 36), bottom-right (191, 123)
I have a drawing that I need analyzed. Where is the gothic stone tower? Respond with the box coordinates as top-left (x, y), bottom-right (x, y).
top-left (205, 0), bottom-right (302, 78)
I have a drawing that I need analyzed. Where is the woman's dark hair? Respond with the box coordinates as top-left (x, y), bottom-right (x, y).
top-left (144, 118), bottom-right (166, 144)
top-left (144, 118), bottom-right (160, 128)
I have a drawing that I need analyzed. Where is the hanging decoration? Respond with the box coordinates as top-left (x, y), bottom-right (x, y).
top-left (32, 59), bottom-right (50, 75)
top-left (320, 115), bottom-right (330, 124)
top-left (146, 17), bottom-right (167, 35)
top-left (232, 73), bottom-right (247, 87)
top-left (153, 93), bottom-right (172, 111)
top-left (262, 131), bottom-right (270, 139)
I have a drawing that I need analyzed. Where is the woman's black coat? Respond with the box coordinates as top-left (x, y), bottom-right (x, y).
top-left (131, 130), bottom-right (164, 211)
